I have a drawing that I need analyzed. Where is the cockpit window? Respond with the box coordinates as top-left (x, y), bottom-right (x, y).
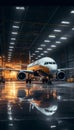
top-left (44, 62), bottom-right (56, 65)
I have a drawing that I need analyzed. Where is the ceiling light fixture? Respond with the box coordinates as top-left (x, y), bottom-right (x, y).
top-left (60, 37), bottom-right (67, 40)
top-left (61, 21), bottom-right (70, 24)
top-left (70, 10), bottom-right (74, 13)
top-left (56, 41), bottom-right (61, 43)
top-left (11, 32), bottom-right (18, 35)
top-left (51, 45), bottom-right (56, 48)
top-left (11, 38), bottom-right (16, 40)
top-left (54, 29), bottom-right (61, 32)
top-left (35, 51), bottom-right (39, 53)
top-left (10, 42), bottom-right (15, 45)
top-left (40, 44), bottom-right (46, 47)
top-left (44, 51), bottom-right (48, 53)
top-left (44, 40), bottom-right (51, 42)
top-left (9, 46), bottom-right (14, 48)
top-left (16, 7), bottom-right (25, 10)
top-left (12, 26), bottom-right (19, 29)
top-left (47, 48), bottom-right (52, 50)
top-left (37, 48), bottom-right (43, 50)
top-left (48, 35), bottom-right (56, 38)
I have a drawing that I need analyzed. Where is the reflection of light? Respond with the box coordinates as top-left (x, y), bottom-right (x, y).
top-left (8, 115), bottom-right (13, 121)
top-left (57, 95), bottom-right (62, 100)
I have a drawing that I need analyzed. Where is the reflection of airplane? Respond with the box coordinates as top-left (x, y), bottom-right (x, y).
top-left (0, 57), bottom-right (73, 83)
top-left (17, 89), bottom-right (58, 116)
top-left (29, 99), bottom-right (58, 116)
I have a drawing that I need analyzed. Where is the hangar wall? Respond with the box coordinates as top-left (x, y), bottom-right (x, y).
top-left (49, 41), bottom-right (74, 78)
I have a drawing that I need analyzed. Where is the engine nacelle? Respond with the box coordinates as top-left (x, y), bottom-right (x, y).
top-left (17, 71), bottom-right (26, 80)
top-left (57, 71), bottom-right (65, 80)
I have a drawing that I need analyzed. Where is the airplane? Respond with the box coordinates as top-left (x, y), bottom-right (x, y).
top-left (0, 56), bottom-right (73, 84)
top-left (17, 57), bottom-right (66, 84)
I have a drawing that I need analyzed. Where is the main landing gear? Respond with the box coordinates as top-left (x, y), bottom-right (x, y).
top-left (26, 74), bottom-right (32, 84)
top-left (42, 75), bottom-right (53, 85)
top-left (26, 78), bottom-right (32, 84)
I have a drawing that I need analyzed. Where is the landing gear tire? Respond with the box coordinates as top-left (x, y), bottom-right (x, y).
top-left (26, 79), bottom-right (31, 84)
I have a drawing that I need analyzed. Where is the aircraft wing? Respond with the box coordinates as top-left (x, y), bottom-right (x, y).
top-left (58, 67), bottom-right (74, 71)
top-left (0, 67), bottom-right (34, 73)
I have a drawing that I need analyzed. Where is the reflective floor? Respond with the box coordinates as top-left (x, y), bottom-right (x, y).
top-left (0, 80), bottom-right (74, 130)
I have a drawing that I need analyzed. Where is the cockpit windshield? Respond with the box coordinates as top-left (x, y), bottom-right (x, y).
top-left (44, 62), bottom-right (56, 65)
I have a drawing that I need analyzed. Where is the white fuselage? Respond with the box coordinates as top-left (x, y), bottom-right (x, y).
top-left (27, 57), bottom-right (58, 74)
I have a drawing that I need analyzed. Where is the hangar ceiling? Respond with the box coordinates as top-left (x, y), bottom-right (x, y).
top-left (0, 6), bottom-right (74, 65)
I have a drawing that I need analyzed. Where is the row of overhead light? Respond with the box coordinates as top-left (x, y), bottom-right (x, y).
top-left (31, 9), bottom-right (74, 62)
top-left (7, 7), bottom-right (25, 63)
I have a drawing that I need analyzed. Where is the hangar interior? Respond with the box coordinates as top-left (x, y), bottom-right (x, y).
top-left (0, 6), bottom-right (74, 130)
top-left (0, 6), bottom-right (74, 80)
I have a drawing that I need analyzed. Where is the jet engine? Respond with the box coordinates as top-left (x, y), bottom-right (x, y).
top-left (57, 71), bottom-right (65, 80)
top-left (17, 71), bottom-right (26, 80)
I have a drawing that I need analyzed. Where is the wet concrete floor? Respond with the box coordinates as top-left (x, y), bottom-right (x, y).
top-left (0, 80), bottom-right (74, 130)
